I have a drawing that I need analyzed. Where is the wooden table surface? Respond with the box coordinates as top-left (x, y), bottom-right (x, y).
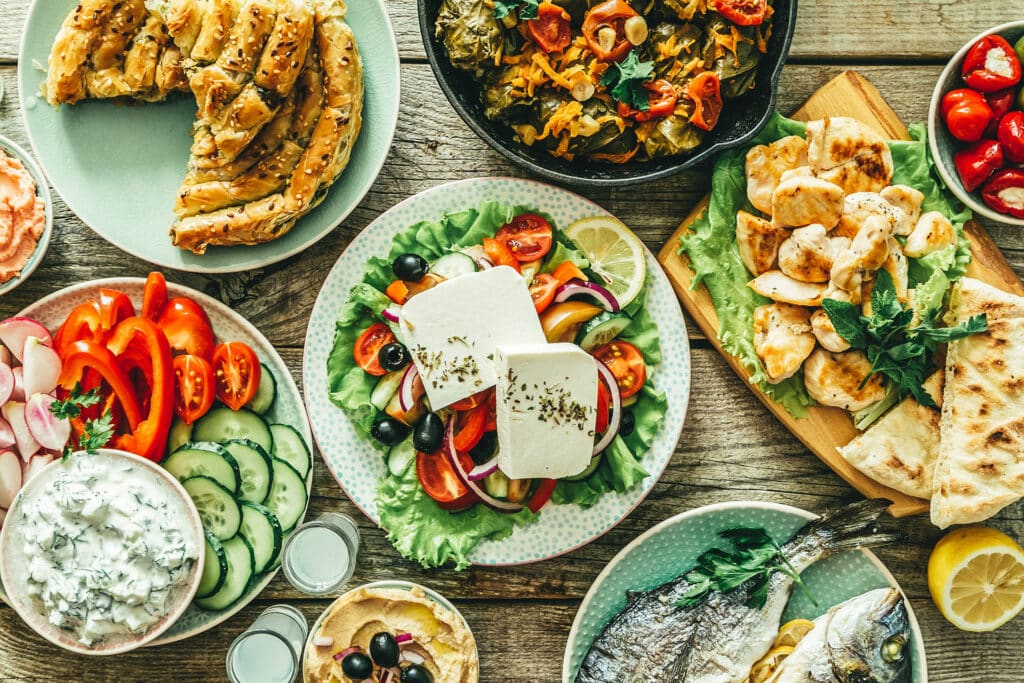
top-left (2, 1), bottom-right (1023, 681)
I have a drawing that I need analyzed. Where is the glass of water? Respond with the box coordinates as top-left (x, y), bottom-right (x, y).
top-left (281, 512), bottom-right (360, 595)
top-left (226, 604), bottom-right (308, 683)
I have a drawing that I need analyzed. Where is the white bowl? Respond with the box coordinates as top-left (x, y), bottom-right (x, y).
top-left (927, 21), bottom-right (1024, 227)
top-left (0, 134), bottom-right (53, 295)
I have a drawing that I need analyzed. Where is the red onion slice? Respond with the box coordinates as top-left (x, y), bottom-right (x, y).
top-left (593, 359), bottom-right (622, 456)
top-left (395, 632), bottom-right (414, 645)
top-left (398, 364), bottom-right (423, 412)
top-left (553, 280), bottom-right (620, 312)
top-left (467, 455), bottom-right (500, 481)
top-left (333, 645), bottom-right (361, 661)
top-left (444, 418), bottom-right (522, 513)
top-left (381, 307), bottom-right (400, 323)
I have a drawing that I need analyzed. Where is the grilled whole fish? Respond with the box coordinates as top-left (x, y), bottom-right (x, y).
top-left (772, 588), bottom-right (911, 683)
top-left (575, 500), bottom-right (902, 683)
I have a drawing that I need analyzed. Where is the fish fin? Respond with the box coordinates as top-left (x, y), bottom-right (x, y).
top-left (795, 499), bottom-right (905, 556)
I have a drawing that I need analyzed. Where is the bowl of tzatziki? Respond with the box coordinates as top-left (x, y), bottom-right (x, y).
top-left (0, 449), bottom-right (204, 655)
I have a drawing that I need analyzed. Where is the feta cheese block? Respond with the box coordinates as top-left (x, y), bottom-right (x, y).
top-left (399, 266), bottom-right (546, 409)
top-left (495, 343), bottom-right (599, 479)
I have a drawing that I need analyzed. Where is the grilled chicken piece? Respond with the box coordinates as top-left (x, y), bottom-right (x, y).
top-left (753, 304), bottom-right (817, 383)
top-left (903, 211), bottom-right (956, 257)
top-left (806, 117), bottom-right (894, 194)
top-left (836, 192), bottom-right (906, 239)
top-left (810, 308), bottom-right (851, 352)
top-left (880, 184), bottom-right (924, 235)
top-left (778, 224), bottom-right (833, 283)
top-left (749, 271), bottom-right (828, 307)
top-left (830, 215), bottom-right (894, 292)
top-left (803, 349), bottom-right (887, 411)
top-left (736, 210), bottom-right (789, 276)
top-left (745, 136), bottom-right (809, 215)
top-left (882, 239), bottom-right (909, 301)
top-left (770, 175), bottom-right (845, 229)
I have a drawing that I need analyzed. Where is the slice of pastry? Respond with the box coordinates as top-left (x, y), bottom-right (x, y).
top-left (836, 371), bottom-right (943, 500)
top-left (931, 278), bottom-right (1024, 528)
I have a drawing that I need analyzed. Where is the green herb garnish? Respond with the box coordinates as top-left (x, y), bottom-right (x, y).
top-left (822, 269), bottom-right (987, 408)
top-left (599, 50), bottom-right (653, 111)
top-left (51, 383), bottom-right (115, 461)
top-left (676, 527), bottom-right (815, 610)
top-left (49, 383), bottom-right (102, 420)
top-left (494, 0), bottom-right (539, 20)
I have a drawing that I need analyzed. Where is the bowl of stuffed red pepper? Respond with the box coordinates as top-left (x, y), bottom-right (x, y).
top-left (928, 21), bottom-right (1024, 226)
top-left (418, 0), bottom-right (797, 186)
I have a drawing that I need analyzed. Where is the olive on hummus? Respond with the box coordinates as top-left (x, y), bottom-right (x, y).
top-left (0, 149), bottom-right (45, 285)
top-left (304, 585), bottom-right (478, 683)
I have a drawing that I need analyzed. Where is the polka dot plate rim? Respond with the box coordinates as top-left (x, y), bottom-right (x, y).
top-left (562, 500), bottom-right (928, 682)
top-left (302, 176), bottom-right (691, 566)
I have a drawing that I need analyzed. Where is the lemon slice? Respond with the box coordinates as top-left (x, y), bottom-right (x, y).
top-left (564, 215), bottom-right (647, 308)
top-left (749, 645), bottom-right (794, 682)
top-left (773, 618), bottom-right (815, 648)
top-left (928, 526), bottom-right (1024, 632)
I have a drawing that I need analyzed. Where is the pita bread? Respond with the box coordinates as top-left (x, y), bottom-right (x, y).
top-left (931, 278), bottom-right (1024, 528)
top-left (836, 371), bottom-right (943, 500)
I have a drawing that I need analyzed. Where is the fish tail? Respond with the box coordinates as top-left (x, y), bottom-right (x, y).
top-left (789, 499), bottom-right (905, 564)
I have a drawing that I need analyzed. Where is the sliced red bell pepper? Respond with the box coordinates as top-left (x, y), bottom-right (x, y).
top-left (453, 402), bottom-right (488, 452)
top-left (157, 297), bottom-right (216, 360)
top-left (526, 478), bottom-right (558, 513)
top-left (142, 272), bottom-right (169, 321)
top-left (58, 340), bottom-right (144, 431)
top-left (953, 139), bottom-right (1003, 192)
top-left (550, 261), bottom-right (588, 285)
top-left (961, 35), bottom-right (1022, 93)
top-left (98, 289), bottom-right (136, 334)
top-left (105, 317), bottom-right (174, 461)
top-left (981, 169), bottom-right (1024, 219)
top-left (54, 303), bottom-right (104, 356)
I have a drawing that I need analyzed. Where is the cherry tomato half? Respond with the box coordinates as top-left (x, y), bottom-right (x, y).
top-left (416, 450), bottom-right (478, 511)
top-left (496, 214), bottom-right (555, 262)
top-left (142, 272), bottom-right (168, 321)
top-left (173, 354), bottom-right (216, 425)
top-left (526, 2), bottom-right (572, 53)
top-left (157, 297), bottom-right (216, 360)
top-left (482, 237), bottom-right (522, 272)
top-left (353, 323), bottom-right (397, 377)
top-left (529, 273), bottom-right (560, 314)
top-left (688, 72), bottom-right (723, 132)
top-left (713, 0), bottom-right (767, 26)
top-left (592, 340), bottom-right (647, 399)
top-left (453, 402), bottom-right (488, 452)
top-left (212, 341), bottom-right (262, 411)
top-left (595, 379), bottom-right (610, 434)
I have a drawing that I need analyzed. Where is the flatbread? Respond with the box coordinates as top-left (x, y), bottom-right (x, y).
top-left (931, 278), bottom-right (1024, 528)
top-left (836, 371), bottom-right (943, 500)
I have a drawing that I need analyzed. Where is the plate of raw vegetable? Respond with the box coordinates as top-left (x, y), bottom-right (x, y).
top-left (303, 177), bottom-right (690, 569)
top-left (0, 275), bottom-right (314, 644)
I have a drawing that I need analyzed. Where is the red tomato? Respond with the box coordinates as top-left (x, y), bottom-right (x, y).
top-left (581, 0), bottom-right (638, 62)
top-left (496, 214), bottom-right (554, 262)
top-left (212, 341), bottom-right (262, 411)
top-left (482, 237), bottom-right (522, 272)
top-left (98, 289), bottom-right (135, 334)
top-left (485, 393), bottom-right (497, 432)
top-left (157, 297), bottom-right (216, 360)
top-left (526, 2), bottom-right (572, 53)
top-left (416, 450), bottom-right (477, 511)
top-left (529, 273), bottom-right (560, 314)
top-left (353, 323), bottom-right (396, 377)
top-left (592, 340), bottom-right (647, 399)
top-left (173, 354), bottom-right (215, 425)
top-left (449, 388), bottom-right (491, 412)
top-left (713, 0), bottom-right (767, 25)
top-left (453, 403), bottom-right (488, 452)
top-left (142, 272), bottom-right (168, 321)
top-left (595, 380), bottom-right (610, 434)
top-left (617, 80), bottom-right (678, 122)
top-left (688, 72), bottom-right (723, 131)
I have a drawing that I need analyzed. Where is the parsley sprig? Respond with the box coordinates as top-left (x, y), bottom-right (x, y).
top-left (821, 270), bottom-right (988, 408)
top-left (599, 50), bottom-right (654, 111)
top-left (50, 383), bottom-right (116, 460)
top-left (676, 528), bottom-right (816, 610)
top-left (494, 0), bottom-right (538, 20)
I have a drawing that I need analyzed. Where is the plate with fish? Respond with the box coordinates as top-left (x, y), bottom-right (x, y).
top-left (564, 499), bottom-right (926, 682)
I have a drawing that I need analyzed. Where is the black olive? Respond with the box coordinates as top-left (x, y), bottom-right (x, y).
top-left (413, 412), bottom-right (444, 453)
top-left (341, 652), bottom-right (374, 680)
top-left (392, 253), bottom-right (429, 282)
top-left (469, 431), bottom-right (498, 465)
top-left (619, 411), bottom-right (635, 437)
top-left (371, 417), bottom-right (410, 445)
top-left (400, 664), bottom-right (434, 683)
top-left (378, 342), bottom-right (410, 372)
top-left (369, 631), bottom-right (400, 668)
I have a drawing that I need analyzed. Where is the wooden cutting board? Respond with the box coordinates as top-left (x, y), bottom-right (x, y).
top-left (657, 70), bottom-right (1024, 518)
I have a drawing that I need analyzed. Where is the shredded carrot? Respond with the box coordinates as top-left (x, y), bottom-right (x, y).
top-left (532, 53), bottom-right (573, 89)
top-left (591, 145), bottom-right (639, 164)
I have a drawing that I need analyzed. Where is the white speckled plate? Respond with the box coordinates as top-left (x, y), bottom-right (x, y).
top-left (563, 501), bottom-right (927, 682)
top-left (0, 278), bottom-right (313, 645)
top-left (303, 177), bottom-right (690, 566)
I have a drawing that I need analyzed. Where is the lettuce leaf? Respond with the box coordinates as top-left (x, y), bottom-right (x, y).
top-left (678, 113), bottom-right (972, 418)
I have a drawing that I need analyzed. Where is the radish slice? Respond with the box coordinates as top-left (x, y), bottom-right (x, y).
top-left (398, 364), bottom-right (423, 413)
top-left (0, 450), bottom-right (22, 509)
top-left (22, 452), bottom-right (53, 485)
top-left (3, 402), bottom-right (40, 460)
top-left (593, 359), bottom-right (622, 456)
top-left (553, 280), bottom-right (620, 312)
top-left (25, 393), bottom-right (71, 451)
top-left (0, 345), bottom-right (10, 366)
top-left (0, 318), bottom-right (52, 363)
top-left (0, 418), bottom-right (14, 449)
top-left (22, 337), bottom-right (62, 396)
top-left (0, 363), bottom-right (14, 405)
top-left (445, 418), bottom-right (522, 512)
top-left (11, 367), bottom-right (24, 402)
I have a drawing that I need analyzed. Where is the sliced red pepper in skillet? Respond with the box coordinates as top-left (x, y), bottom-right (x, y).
top-left (617, 79), bottom-right (678, 122)
top-left (981, 169), bottom-right (1024, 219)
top-left (581, 0), bottom-right (638, 62)
top-left (687, 72), bottom-right (723, 131)
top-left (713, 0), bottom-right (767, 26)
top-left (961, 35), bottom-right (1022, 93)
top-left (526, 2), bottom-right (572, 53)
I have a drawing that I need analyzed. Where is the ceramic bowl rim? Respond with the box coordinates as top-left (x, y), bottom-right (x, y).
top-left (0, 134), bottom-right (53, 295)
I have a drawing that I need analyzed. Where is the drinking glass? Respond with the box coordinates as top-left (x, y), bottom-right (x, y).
top-left (226, 604), bottom-right (308, 683)
top-left (281, 512), bottom-right (360, 595)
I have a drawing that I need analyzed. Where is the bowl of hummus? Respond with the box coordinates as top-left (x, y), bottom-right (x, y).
top-left (0, 135), bottom-right (52, 296)
top-left (303, 581), bottom-right (479, 683)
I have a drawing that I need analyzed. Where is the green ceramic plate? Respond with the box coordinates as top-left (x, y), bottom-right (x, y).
top-left (17, 0), bottom-right (399, 273)
top-left (563, 501), bottom-right (927, 682)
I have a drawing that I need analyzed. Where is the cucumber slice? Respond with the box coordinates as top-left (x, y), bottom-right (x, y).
top-left (432, 252), bottom-right (477, 279)
top-left (196, 530), bottom-right (227, 599)
top-left (182, 476), bottom-right (242, 540)
top-left (194, 407), bottom-right (273, 453)
top-left (222, 439), bottom-right (274, 504)
top-left (246, 363), bottom-right (277, 415)
top-left (264, 457), bottom-right (308, 532)
top-left (576, 311), bottom-right (632, 351)
top-left (167, 417), bottom-right (194, 456)
top-left (269, 424), bottom-right (311, 479)
top-left (564, 455), bottom-right (602, 481)
top-left (483, 469), bottom-right (509, 498)
top-left (387, 438), bottom-right (417, 477)
top-left (164, 442), bottom-right (240, 495)
top-left (238, 501), bottom-right (283, 574)
top-left (370, 370), bottom-right (404, 411)
top-left (195, 536), bottom-right (255, 611)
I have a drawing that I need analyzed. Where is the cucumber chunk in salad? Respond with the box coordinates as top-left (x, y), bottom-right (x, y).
top-left (432, 252), bottom-right (478, 279)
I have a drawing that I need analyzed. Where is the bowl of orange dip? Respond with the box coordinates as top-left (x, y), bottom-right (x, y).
top-left (0, 135), bottom-right (51, 296)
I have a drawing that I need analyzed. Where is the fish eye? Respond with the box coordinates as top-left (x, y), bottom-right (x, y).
top-left (881, 635), bottom-right (906, 663)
